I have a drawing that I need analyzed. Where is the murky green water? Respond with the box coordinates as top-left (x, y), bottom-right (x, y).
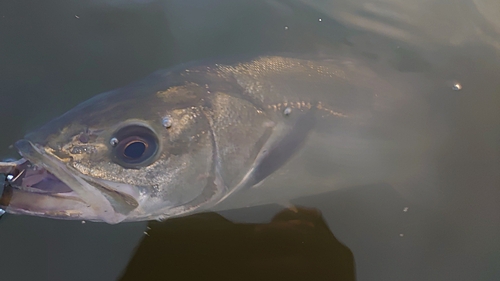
top-left (1, 1), bottom-right (499, 280)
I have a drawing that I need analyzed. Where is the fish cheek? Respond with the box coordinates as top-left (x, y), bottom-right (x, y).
top-left (151, 108), bottom-right (218, 209)
top-left (205, 92), bottom-right (276, 189)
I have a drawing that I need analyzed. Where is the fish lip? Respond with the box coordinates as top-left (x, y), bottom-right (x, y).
top-left (3, 139), bottom-right (131, 224)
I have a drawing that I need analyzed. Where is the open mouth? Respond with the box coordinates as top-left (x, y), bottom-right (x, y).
top-left (5, 160), bottom-right (74, 195)
top-left (0, 157), bottom-right (92, 220)
top-left (0, 140), bottom-right (138, 224)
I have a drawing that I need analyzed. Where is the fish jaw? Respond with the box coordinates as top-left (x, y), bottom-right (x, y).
top-left (0, 139), bottom-right (140, 224)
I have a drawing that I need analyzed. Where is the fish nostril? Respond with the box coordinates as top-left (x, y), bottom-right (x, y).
top-left (79, 133), bottom-right (89, 143)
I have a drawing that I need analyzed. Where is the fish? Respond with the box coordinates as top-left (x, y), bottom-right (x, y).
top-left (0, 55), bottom-right (446, 224)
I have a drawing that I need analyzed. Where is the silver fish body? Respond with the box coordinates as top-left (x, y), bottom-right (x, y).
top-left (0, 55), bottom-right (445, 223)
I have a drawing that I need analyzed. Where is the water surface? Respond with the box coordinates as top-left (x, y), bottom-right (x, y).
top-left (0, 1), bottom-right (499, 280)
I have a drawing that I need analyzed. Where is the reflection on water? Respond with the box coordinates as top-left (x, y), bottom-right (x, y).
top-left (0, 0), bottom-right (499, 281)
top-left (120, 207), bottom-right (355, 281)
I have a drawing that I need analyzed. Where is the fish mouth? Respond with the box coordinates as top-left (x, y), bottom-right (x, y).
top-left (0, 139), bottom-right (139, 224)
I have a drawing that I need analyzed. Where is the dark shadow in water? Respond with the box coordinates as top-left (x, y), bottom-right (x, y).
top-left (119, 207), bottom-right (355, 281)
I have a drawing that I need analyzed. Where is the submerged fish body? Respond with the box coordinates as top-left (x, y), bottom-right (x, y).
top-left (0, 55), bottom-right (444, 223)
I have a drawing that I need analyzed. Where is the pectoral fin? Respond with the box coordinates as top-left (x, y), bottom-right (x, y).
top-left (218, 108), bottom-right (316, 203)
top-left (249, 109), bottom-right (316, 187)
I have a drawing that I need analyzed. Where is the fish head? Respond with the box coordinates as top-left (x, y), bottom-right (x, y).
top-left (1, 71), bottom-right (222, 224)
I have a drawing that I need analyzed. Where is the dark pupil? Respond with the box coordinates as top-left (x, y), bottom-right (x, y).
top-left (123, 141), bottom-right (146, 159)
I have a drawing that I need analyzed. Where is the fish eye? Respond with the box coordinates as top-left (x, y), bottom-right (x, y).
top-left (123, 139), bottom-right (147, 159)
top-left (111, 125), bottom-right (159, 168)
